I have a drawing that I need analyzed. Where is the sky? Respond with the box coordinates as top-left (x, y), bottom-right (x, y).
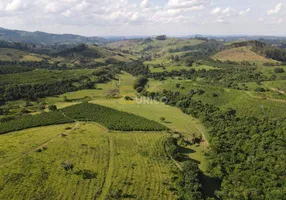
top-left (0, 0), bottom-right (285, 36)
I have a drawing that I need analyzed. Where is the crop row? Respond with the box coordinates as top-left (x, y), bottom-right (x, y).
top-left (0, 103), bottom-right (168, 134)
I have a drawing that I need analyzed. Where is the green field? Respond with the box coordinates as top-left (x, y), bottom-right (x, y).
top-left (0, 48), bottom-right (43, 61)
top-left (147, 78), bottom-right (286, 118)
top-left (0, 123), bottom-right (176, 199)
top-left (43, 72), bottom-right (210, 172)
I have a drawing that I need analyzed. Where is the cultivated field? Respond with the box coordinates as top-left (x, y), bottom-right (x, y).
top-left (0, 123), bottom-right (177, 200)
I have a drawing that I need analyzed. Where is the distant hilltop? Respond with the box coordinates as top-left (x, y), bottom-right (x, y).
top-left (0, 27), bottom-right (107, 45)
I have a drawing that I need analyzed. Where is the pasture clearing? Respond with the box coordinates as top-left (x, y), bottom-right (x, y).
top-left (212, 46), bottom-right (274, 63)
top-left (147, 78), bottom-right (286, 118)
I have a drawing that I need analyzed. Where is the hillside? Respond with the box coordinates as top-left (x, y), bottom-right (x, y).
top-left (55, 44), bottom-right (137, 65)
top-left (212, 46), bottom-right (274, 63)
top-left (0, 27), bottom-right (106, 45)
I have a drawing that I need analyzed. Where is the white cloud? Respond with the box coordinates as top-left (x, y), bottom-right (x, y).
top-left (211, 7), bottom-right (235, 16)
top-left (130, 12), bottom-right (139, 21)
top-left (45, 3), bottom-right (61, 13)
top-left (257, 17), bottom-right (265, 22)
top-left (6, 0), bottom-right (24, 11)
top-left (216, 16), bottom-right (225, 23)
top-left (167, 0), bottom-right (210, 10)
top-left (62, 10), bottom-right (71, 17)
top-left (140, 0), bottom-right (149, 9)
top-left (239, 8), bottom-right (250, 16)
top-left (211, 7), bottom-right (221, 14)
top-left (72, 0), bottom-right (89, 12)
top-left (275, 18), bottom-right (283, 24)
top-left (267, 3), bottom-right (282, 15)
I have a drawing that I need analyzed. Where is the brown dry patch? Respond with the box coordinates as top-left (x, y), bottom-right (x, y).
top-left (213, 47), bottom-right (272, 62)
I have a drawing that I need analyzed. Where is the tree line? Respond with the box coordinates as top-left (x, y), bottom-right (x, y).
top-left (139, 89), bottom-right (285, 199)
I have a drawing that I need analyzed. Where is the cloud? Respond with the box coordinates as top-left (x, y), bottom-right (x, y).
top-left (211, 7), bottom-right (235, 16)
top-left (267, 3), bottom-right (282, 15)
top-left (45, 3), bottom-right (61, 13)
top-left (257, 17), bottom-right (265, 22)
top-left (5, 0), bottom-right (25, 11)
top-left (216, 16), bottom-right (226, 23)
top-left (239, 8), bottom-right (250, 16)
top-left (62, 10), bottom-right (71, 17)
top-left (211, 7), bottom-right (220, 14)
top-left (274, 18), bottom-right (283, 24)
top-left (140, 0), bottom-right (149, 9)
top-left (167, 0), bottom-right (210, 10)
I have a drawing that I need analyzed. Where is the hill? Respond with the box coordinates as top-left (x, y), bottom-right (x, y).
top-left (212, 46), bottom-right (274, 63)
top-left (0, 27), bottom-right (106, 45)
top-left (55, 44), bottom-right (137, 65)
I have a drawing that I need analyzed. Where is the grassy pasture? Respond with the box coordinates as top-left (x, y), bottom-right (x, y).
top-left (0, 48), bottom-right (43, 61)
top-left (0, 123), bottom-right (177, 200)
top-left (147, 78), bottom-right (286, 118)
top-left (212, 46), bottom-right (274, 63)
top-left (107, 38), bottom-right (204, 55)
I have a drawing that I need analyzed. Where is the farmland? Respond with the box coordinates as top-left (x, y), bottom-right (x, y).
top-left (0, 123), bottom-right (176, 199)
top-left (0, 102), bottom-right (167, 134)
top-left (0, 33), bottom-right (286, 199)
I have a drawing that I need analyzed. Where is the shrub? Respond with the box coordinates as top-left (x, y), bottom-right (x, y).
top-left (197, 89), bottom-right (205, 95)
top-left (48, 105), bottom-right (57, 111)
top-left (160, 117), bottom-right (166, 122)
top-left (124, 96), bottom-right (133, 101)
top-left (61, 162), bottom-right (74, 171)
top-left (255, 87), bottom-right (266, 92)
top-left (134, 76), bottom-right (148, 89)
top-left (274, 68), bottom-right (285, 73)
top-left (136, 87), bottom-right (144, 93)
top-left (75, 169), bottom-right (98, 179)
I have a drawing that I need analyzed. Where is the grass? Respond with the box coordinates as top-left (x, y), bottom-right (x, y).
top-left (0, 48), bottom-right (43, 61)
top-left (212, 46), bottom-right (274, 63)
top-left (43, 72), bottom-right (210, 171)
top-left (0, 123), bottom-right (177, 199)
top-left (147, 78), bottom-right (286, 118)
top-left (107, 38), bottom-right (205, 55)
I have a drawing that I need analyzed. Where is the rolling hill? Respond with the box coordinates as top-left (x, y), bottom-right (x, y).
top-left (212, 46), bottom-right (274, 63)
top-left (0, 27), bottom-right (106, 45)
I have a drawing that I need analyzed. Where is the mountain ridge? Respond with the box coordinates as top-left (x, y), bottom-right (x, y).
top-left (0, 27), bottom-right (107, 45)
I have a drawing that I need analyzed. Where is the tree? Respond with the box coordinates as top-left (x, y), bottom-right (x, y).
top-left (160, 117), bottom-right (166, 122)
top-left (133, 76), bottom-right (148, 89)
top-left (48, 105), bottom-right (57, 111)
top-left (274, 68), bottom-right (285, 73)
top-left (155, 35), bottom-right (167, 40)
